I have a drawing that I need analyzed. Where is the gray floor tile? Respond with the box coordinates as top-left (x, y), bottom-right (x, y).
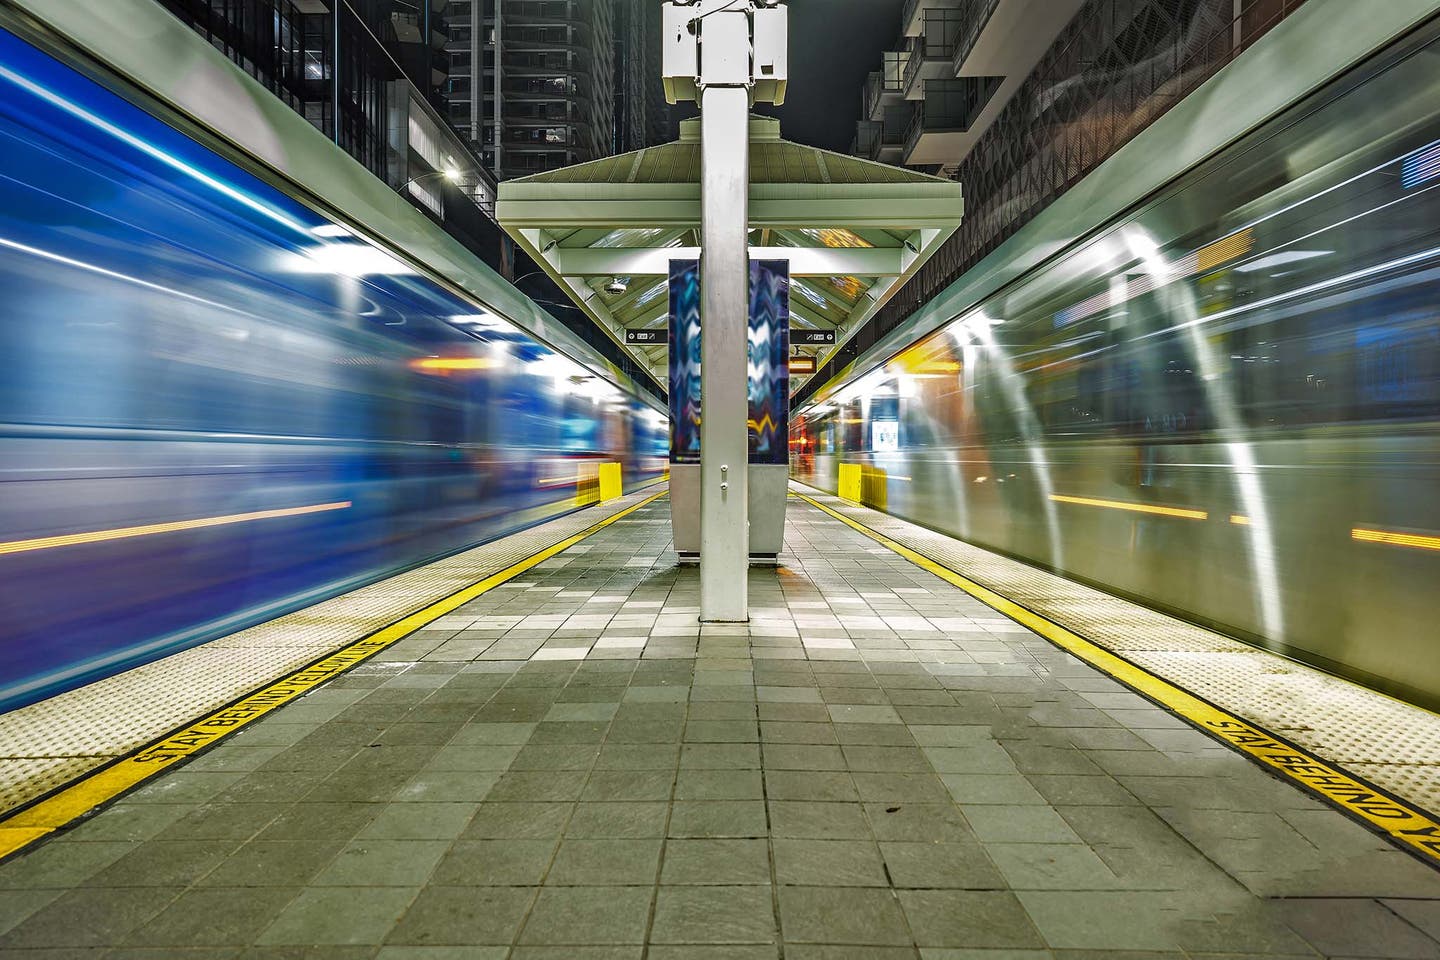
top-left (428, 838), bottom-right (557, 885)
top-left (675, 768), bottom-right (765, 800)
top-left (312, 840), bottom-right (450, 886)
top-left (777, 886), bottom-right (912, 945)
top-left (668, 801), bottom-right (768, 838)
top-left (385, 885), bottom-right (535, 946)
top-left (0, 885), bottom-right (183, 947)
top-left (462, 802), bottom-right (573, 839)
top-left (258, 886), bottom-right (418, 945)
top-left (961, 805), bottom-right (1080, 844)
top-left (565, 801), bottom-right (669, 838)
top-left (651, 885), bottom-right (776, 943)
top-left (772, 839), bottom-right (887, 886)
top-left (769, 801), bottom-right (872, 840)
top-left (519, 886), bottom-right (653, 945)
top-left (121, 886), bottom-right (300, 946)
top-left (1275, 898), bottom-right (1440, 958)
top-left (660, 838), bottom-right (772, 885)
top-left (548, 838), bottom-right (662, 884)
top-left (880, 841), bottom-right (1005, 889)
top-left (899, 889), bottom-right (1045, 949)
top-left (357, 803), bottom-right (477, 840)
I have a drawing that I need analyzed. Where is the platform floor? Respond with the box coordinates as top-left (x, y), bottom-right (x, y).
top-left (1, 493), bottom-right (1439, 957)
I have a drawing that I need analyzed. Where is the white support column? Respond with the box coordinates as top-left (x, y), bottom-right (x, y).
top-left (663, 0), bottom-right (787, 623)
top-left (699, 82), bottom-right (751, 622)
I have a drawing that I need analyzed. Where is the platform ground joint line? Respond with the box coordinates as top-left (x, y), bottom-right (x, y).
top-left (792, 490), bottom-right (1440, 869)
top-left (0, 489), bottom-right (667, 864)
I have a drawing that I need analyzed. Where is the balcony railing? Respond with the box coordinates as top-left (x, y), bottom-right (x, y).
top-left (902, 9), bottom-right (964, 93)
top-left (853, 120), bottom-right (881, 158)
top-left (904, 76), bottom-right (1001, 154)
top-left (951, 0), bottom-right (1000, 74)
top-left (869, 107), bottom-right (911, 162)
top-left (863, 50), bottom-right (909, 119)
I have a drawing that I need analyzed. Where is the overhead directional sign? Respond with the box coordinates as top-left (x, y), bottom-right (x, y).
top-left (627, 327), bottom-right (834, 346)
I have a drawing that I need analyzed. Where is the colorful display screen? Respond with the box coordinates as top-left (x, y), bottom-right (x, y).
top-left (668, 260), bottom-right (703, 462)
top-left (748, 259), bottom-right (791, 464)
top-left (667, 259), bottom-right (790, 465)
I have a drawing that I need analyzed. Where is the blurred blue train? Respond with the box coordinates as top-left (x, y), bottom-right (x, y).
top-left (0, 27), bottom-right (665, 711)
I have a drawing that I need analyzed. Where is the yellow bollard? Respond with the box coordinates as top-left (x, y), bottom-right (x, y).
top-left (575, 461), bottom-right (601, 506)
top-left (598, 462), bottom-right (623, 503)
top-left (838, 463), bottom-right (862, 504)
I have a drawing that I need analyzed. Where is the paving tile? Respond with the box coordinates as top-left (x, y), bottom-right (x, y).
top-left (565, 802), bottom-right (668, 838)
top-left (777, 886), bottom-right (911, 945)
top-left (899, 889), bottom-right (1045, 948)
top-left (0, 886), bottom-right (183, 947)
top-left (769, 801), bottom-right (872, 840)
top-left (312, 840), bottom-right (450, 886)
top-left (547, 838), bottom-right (662, 885)
top-left (357, 803), bottom-right (477, 840)
top-left (879, 841), bottom-right (1005, 889)
top-left (660, 838), bottom-right (772, 885)
top-left (462, 802), bottom-right (573, 839)
top-left (0, 840), bottom-right (134, 890)
top-left (764, 769), bottom-right (858, 802)
top-left (985, 842), bottom-right (1123, 890)
top-left (864, 802), bottom-right (975, 843)
top-left (961, 805), bottom-right (1081, 844)
top-left (651, 885), bottom-right (776, 943)
top-left (827, 704), bottom-right (903, 724)
top-left (519, 886), bottom-right (653, 945)
top-left (1275, 897), bottom-right (1440, 958)
top-left (668, 801), bottom-right (768, 838)
top-left (427, 838), bottom-right (556, 886)
top-left (86, 840), bottom-right (240, 888)
top-left (258, 886), bottom-right (418, 945)
top-left (772, 839), bottom-right (887, 886)
top-left (485, 771), bottom-right (588, 802)
top-left (385, 885), bottom-right (535, 946)
top-left (120, 886), bottom-right (300, 946)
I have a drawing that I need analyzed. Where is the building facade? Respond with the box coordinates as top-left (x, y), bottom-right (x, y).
top-left (812, 0), bottom-right (1309, 406)
top-left (156, 0), bottom-right (663, 395)
top-left (444, 0), bottom-right (660, 180)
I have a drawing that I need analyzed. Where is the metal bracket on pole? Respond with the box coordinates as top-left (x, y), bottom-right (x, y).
top-left (662, 0), bottom-right (788, 623)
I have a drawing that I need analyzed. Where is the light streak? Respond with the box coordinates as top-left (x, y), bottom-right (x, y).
top-left (0, 502), bottom-right (352, 557)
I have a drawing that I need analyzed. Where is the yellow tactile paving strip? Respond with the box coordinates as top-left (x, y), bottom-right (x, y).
top-left (0, 487), bottom-right (666, 833)
top-left (793, 485), bottom-right (1440, 866)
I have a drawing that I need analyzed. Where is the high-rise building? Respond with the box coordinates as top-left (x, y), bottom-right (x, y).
top-left (445, 0), bottom-right (661, 180)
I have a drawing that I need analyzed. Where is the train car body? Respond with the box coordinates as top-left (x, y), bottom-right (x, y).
top-left (0, 26), bottom-right (665, 711)
top-left (795, 22), bottom-right (1440, 708)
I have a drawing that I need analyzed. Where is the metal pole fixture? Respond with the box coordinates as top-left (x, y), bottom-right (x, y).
top-left (662, 0), bottom-right (789, 622)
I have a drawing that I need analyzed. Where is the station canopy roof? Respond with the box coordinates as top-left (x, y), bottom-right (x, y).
top-left (496, 115), bottom-right (964, 391)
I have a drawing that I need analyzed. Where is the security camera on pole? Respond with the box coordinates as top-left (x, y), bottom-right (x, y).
top-left (661, 0), bottom-right (788, 623)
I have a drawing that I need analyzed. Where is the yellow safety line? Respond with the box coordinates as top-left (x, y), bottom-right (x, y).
top-left (793, 491), bottom-right (1440, 867)
top-left (0, 489), bottom-right (666, 863)
top-left (0, 501), bottom-right (353, 556)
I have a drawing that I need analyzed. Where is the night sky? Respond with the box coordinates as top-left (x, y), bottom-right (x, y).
top-left (754, 0), bottom-right (905, 152)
